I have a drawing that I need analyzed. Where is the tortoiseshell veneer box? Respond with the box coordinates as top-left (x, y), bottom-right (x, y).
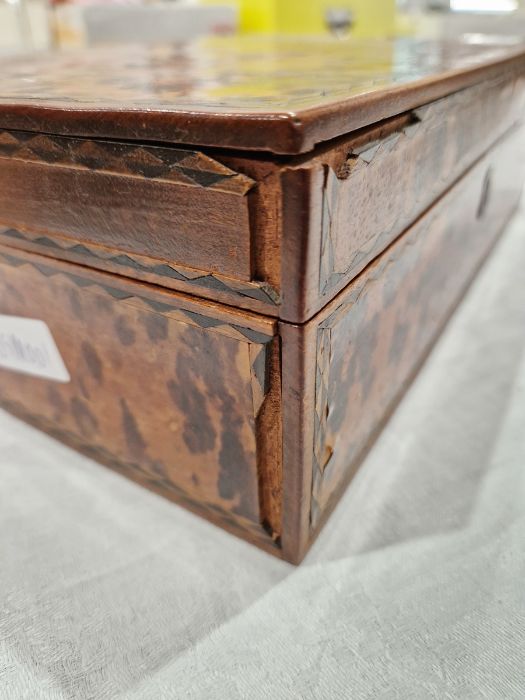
top-left (0, 38), bottom-right (524, 562)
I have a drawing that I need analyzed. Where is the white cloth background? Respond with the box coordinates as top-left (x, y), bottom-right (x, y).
top-left (1, 205), bottom-right (525, 700)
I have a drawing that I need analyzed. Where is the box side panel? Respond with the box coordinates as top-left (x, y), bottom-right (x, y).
top-left (282, 75), bottom-right (525, 322)
top-left (0, 248), bottom-right (282, 554)
top-left (306, 125), bottom-right (525, 540)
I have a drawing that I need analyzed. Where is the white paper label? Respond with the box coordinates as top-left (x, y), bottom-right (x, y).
top-left (0, 315), bottom-right (70, 382)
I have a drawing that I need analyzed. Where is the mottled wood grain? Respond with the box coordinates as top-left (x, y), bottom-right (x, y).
top-left (306, 125), bottom-right (525, 539)
top-left (0, 77), bottom-right (523, 321)
top-left (280, 75), bottom-right (525, 321)
top-left (0, 246), bottom-right (282, 552)
top-left (1, 122), bottom-right (524, 561)
top-left (0, 40), bottom-right (525, 562)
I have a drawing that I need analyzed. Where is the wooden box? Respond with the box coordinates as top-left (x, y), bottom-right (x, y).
top-left (0, 38), bottom-right (524, 562)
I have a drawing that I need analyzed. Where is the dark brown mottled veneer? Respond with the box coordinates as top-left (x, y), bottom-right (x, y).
top-left (0, 37), bottom-right (524, 562)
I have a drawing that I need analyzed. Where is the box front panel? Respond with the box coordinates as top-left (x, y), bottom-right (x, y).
top-left (0, 132), bottom-right (254, 280)
top-left (0, 249), bottom-right (281, 550)
top-left (0, 133), bottom-right (284, 317)
top-left (308, 126), bottom-right (525, 531)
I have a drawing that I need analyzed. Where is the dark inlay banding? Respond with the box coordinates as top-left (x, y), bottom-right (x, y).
top-left (1, 227), bottom-right (279, 305)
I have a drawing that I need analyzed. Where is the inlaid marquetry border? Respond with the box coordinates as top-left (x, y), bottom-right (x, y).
top-left (0, 128), bottom-right (254, 194)
top-left (0, 228), bottom-right (281, 308)
top-left (318, 114), bottom-right (423, 296)
top-left (0, 129), bottom-right (281, 309)
top-left (311, 323), bottom-right (333, 528)
top-left (0, 249), bottom-right (274, 420)
top-left (310, 225), bottom-right (430, 528)
top-left (317, 75), bottom-right (520, 298)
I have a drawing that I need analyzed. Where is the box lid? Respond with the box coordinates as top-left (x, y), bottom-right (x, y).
top-left (1, 36), bottom-right (525, 154)
top-left (0, 36), bottom-right (524, 324)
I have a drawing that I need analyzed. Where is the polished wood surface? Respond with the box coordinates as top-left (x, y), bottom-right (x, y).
top-left (280, 75), bottom-right (525, 321)
top-left (1, 39), bottom-right (525, 562)
top-left (0, 249), bottom-right (282, 553)
top-left (1, 75), bottom-right (523, 321)
top-left (1, 37), bottom-right (524, 153)
top-left (0, 131), bottom-right (255, 281)
top-left (0, 126), bottom-right (523, 562)
top-left (283, 125), bottom-right (525, 561)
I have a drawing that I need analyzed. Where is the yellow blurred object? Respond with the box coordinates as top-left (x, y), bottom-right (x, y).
top-left (51, 5), bottom-right (86, 48)
top-left (238, 0), bottom-right (275, 31)
top-left (203, 0), bottom-right (396, 36)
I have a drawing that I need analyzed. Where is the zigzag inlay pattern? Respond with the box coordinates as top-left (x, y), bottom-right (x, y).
top-left (0, 249), bottom-right (274, 345)
top-left (0, 129), bottom-right (253, 194)
top-left (0, 228), bottom-right (280, 306)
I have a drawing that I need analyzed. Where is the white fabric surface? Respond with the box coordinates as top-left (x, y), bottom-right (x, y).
top-left (1, 205), bottom-right (525, 700)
